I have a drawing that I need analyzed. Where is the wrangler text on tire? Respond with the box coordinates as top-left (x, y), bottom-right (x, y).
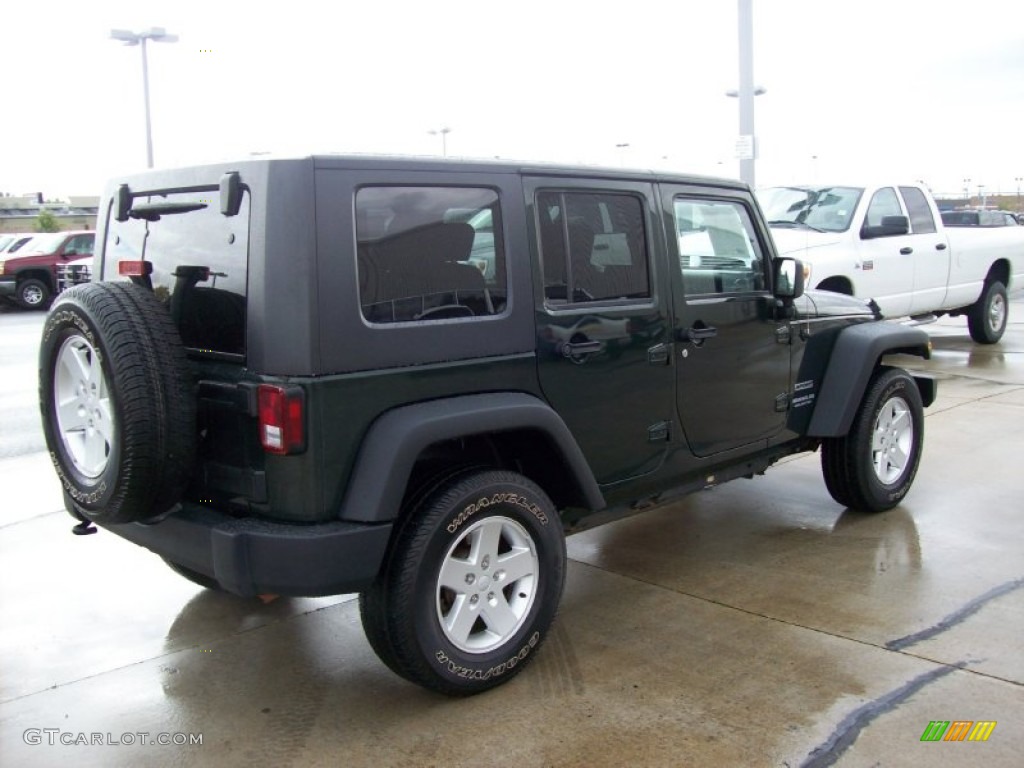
top-left (359, 469), bottom-right (565, 695)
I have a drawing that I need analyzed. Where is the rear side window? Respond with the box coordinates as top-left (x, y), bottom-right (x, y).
top-left (536, 190), bottom-right (650, 304)
top-left (105, 190), bottom-right (250, 356)
top-left (899, 187), bottom-right (936, 234)
top-left (355, 186), bottom-right (507, 324)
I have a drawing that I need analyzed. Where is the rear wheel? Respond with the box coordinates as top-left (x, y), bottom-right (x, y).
top-left (821, 367), bottom-right (924, 512)
top-left (967, 280), bottom-right (1007, 344)
top-left (39, 282), bottom-right (196, 523)
top-left (359, 469), bottom-right (565, 695)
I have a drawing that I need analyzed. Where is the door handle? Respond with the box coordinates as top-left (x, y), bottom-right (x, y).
top-left (935, 243), bottom-right (947, 251)
top-left (560, 340), bottom-right (602, 359)
top-left (686, 325), bottom-right (718, 343)
top-left (900, 247), bottom-right (913, 255)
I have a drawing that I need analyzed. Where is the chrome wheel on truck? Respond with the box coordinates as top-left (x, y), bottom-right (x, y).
top-left (967, 280), bottom-right (1008, 344)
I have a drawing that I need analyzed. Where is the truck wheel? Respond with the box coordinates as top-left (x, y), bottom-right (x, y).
top-left (16, 278), bottom-right (51, 310)
top-left (359, 469), bottom-right (565, 695)
top-left (38, 282), bottom-right (196, 523)
top-left (967, 280), bottom-right (1007, 344)
top-left (820, 367), bottom-right (924, 513)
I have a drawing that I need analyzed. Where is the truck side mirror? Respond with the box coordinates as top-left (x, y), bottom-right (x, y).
top-left (774, 257), bottom-right (805, 301)
top-left (861, 215), bottom-right (909, 239)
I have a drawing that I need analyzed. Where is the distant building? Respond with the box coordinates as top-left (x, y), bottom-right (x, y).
top-left (0, 194), bottom-right (99, 233)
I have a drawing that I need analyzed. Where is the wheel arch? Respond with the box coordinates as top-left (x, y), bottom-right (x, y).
top-left (806, 323), bottom-right (934, 438)
top-left (338, 393), bottom-right (605, 524)
top-left (16, 268), bottom-right (55, 291)
top-left (985, 259), bottom-right (1010, 289)
top-left (815, 275), bottom-right (855, 295)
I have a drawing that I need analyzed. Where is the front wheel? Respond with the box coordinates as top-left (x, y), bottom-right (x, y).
top-left (967, 280), bottom-right (1007, 344)
top-left (359, 469), bottom-right (565, 695)
top-left (821, 367), bottom-right (924, 513)
top-left (16, 278), bottom-right (51, 310)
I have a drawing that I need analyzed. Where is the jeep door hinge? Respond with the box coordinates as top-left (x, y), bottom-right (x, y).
top-left (647, 421), bottom-right (671, 442)
top-left (775, 326), bottom-right (791, 345)
top-left (774, 393), bottom-right (790, 412)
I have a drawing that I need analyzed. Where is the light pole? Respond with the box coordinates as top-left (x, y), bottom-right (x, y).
top-left (726, 0), bottom-right (765, 187)
top-left (110, 27), bottom-right (179, 168)
top-left (1015, 177), bottom-right (1022, 214)
top-left (962, 178), bottom-right (971, 206)
top-left (614, 142), bottom-right (630, 166)
top-left (428, 127), bottom-right (452, 157)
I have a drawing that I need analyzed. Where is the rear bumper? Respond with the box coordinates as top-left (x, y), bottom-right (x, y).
top-left (99, 504), bottom-right (392, 597)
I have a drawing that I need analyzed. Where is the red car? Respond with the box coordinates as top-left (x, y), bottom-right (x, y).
top-left (0, 231), bottom-right (94, 309)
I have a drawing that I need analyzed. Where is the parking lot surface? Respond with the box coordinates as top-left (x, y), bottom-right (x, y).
top-left (2, 296), bottom-right (1023, 767)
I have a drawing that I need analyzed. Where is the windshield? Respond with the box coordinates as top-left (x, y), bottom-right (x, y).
top-left (21, 233), bottom-right (67, 254)
top-left (759, 186), bottom-right (863, 232)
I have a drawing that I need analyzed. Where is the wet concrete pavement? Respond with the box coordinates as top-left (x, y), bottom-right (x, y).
top-left (2, 296), bottom-right (1023, 767)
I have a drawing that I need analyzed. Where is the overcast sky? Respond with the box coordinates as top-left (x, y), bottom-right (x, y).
top-left (3, 0), bottom-right (1023, 201)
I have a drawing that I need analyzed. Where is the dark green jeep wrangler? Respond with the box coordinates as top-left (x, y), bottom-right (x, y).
top-left (39, 156), bottom-right (935, 695)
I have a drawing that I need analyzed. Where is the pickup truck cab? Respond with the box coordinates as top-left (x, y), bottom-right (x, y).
top-left (0, 230), bottom-right (95, 309)
top-left (759, 183), bottom-right (1024, 343)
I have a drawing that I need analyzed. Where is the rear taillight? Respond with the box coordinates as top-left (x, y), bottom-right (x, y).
top-left (257, 385), bottom-right (305, 455)
top-left (118, 260), bottom-right (153, 277)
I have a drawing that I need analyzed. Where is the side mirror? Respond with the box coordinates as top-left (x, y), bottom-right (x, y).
top-left (774, 257), bottom-right (805, 301)
top-left (861, 215), bottom-right (909, 239)
top-left (220, 171), bottom-right (242, 217)
top-left (115, 184), bottom-right (132, 222)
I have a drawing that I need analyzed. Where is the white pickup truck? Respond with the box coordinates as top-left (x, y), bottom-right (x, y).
top-left (758, 183), bottom-right (1024, 343)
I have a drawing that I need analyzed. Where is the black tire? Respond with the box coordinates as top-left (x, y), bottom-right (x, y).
top-left (820, 367), bottom-right (924, 513)
top-left (163, 558), bottom-right (223, 591)
top-left (16, 278), bottom-right (51, 310)
top-left (967, 280), bottom-right (1007, 344)
top-left (359, 469), bottom-right (565, 695)
top-left (38, 282), bottom-right (196, 523)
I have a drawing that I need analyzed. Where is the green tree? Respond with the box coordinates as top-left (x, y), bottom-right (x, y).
top-left (35, 210), bottom-right (60, 233)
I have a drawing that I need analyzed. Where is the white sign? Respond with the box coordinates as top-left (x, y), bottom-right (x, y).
top-left (735, 135), bottom-right (756, 160)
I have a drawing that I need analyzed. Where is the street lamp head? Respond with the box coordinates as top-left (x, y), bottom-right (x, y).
top-left (110, 29), bottom-right (140, 45)
top-left (110, 27), bottom-right (179, 44)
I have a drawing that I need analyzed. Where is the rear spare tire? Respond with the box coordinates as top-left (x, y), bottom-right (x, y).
top-left (39, 282), bottom-right (196, 523)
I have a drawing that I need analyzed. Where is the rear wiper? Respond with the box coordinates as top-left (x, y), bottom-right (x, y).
top-left (129, 201), bottom-right (208, 221)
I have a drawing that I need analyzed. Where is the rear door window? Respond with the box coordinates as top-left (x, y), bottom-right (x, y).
top-left (899, 187), bottom-right (937, 234)
top-left (104, 190), bottom-right (250, 357)
top-left (536, 190), bottom-right (650, 305)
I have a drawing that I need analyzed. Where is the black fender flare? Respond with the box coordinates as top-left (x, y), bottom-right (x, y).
top-left (806, 323), bottom-right (934, 437)
top-left (338, 392), bottom-right (605, 523)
